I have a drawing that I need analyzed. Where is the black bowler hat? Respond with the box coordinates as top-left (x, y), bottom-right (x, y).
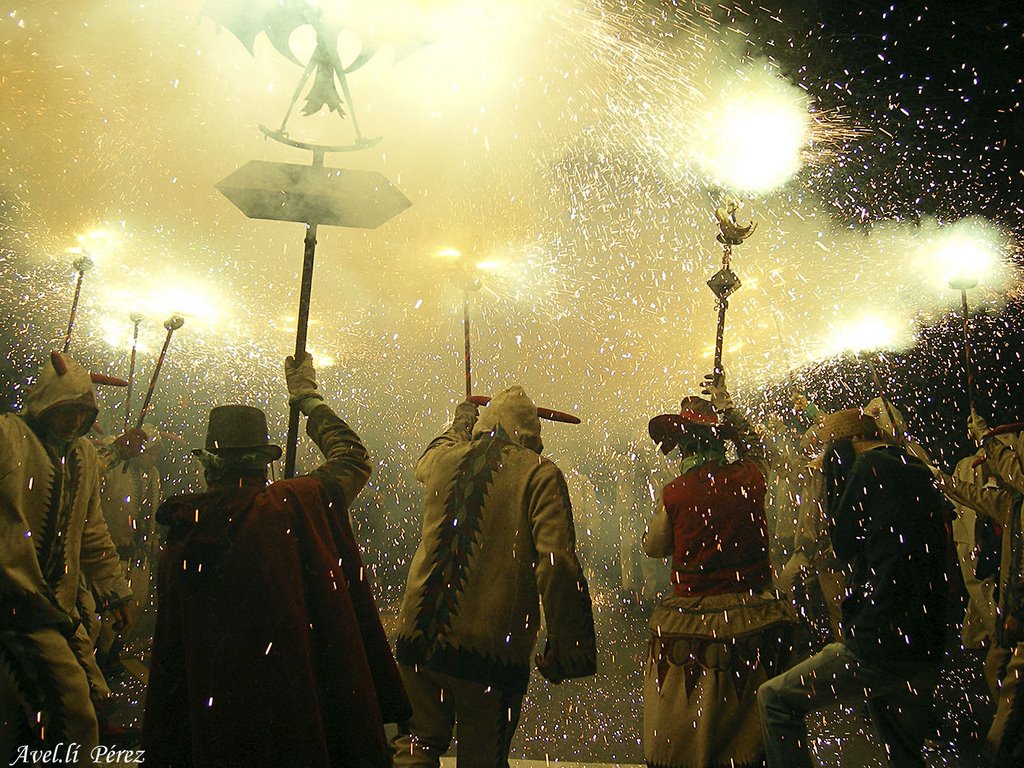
top-left (192, 405), bottom-right (283, 460)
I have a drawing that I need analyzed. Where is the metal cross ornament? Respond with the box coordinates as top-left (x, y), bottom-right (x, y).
top-left (706, 199), bottom-right (756, 380)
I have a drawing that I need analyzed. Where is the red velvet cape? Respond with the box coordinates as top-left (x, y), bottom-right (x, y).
top-left (143, 476), bottom-right (409, 767)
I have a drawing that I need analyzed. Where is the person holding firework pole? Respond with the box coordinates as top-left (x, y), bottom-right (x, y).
top-left (143, 353), bottom-right (409, 768)
top-left (392, 387), bottom-right (596, 768)
top-left (953, 411), bottom-right (1024, 767)
top-left (642, 371), bottom-right (805, 768)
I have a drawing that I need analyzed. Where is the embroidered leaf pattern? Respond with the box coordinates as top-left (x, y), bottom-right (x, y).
top-left (412, 426), bottom-right (509, 650)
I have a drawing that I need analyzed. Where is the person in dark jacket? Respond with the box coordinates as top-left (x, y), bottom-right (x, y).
top-left (758, 408), bottom-right (949, 768)
top-left (142, 353), bottom-right (409, 768)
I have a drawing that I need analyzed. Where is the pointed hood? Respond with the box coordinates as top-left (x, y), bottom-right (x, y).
top-left (472, 386), bottom-right (543, 453)
top-left (23, 353), bottom-right (98, 436)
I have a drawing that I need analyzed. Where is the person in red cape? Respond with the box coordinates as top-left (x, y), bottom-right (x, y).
top-left (142, 354), bottom-right (410, 768)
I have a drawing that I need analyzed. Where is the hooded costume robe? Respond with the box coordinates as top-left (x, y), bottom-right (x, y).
top-left (142, 405), bottom-right (409, 768)
top-left (0, 354), bottom-right (131, 761)
top-left (395, 388), bottom-right (596, 693)
top-left (392, 389), bottom-right (595, 766)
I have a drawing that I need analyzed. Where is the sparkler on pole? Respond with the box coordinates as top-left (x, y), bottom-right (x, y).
top-left (62, 254), bottom-right (94, 353)
top-left (921, 218), bottom-right (1004, 424)
top-left (438, 248), bottom-right (484, 397)
top-left (823, 312), bottom-right (910, 448)
top-left (949, 275), bottom-right (978, 414)
top-left (860, 352), bottom-right (905, 448)
top-left (706, 199), bottom-right (756, 382)
top-left (123, 313), bottom-right (144, 432)
top-left (135, 315), bottom-right (184, 430)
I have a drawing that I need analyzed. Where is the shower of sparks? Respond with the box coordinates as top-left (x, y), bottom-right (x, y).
top-left (914, 217), bottom-right (1009, 292)
top-left (2, 0), bottom-right (1024, 761)
top-left (821, 313), bottom-right (913, 357)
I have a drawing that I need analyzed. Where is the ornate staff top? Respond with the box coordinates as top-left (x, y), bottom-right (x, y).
top-left (706, 198), bottom-right (757, 378)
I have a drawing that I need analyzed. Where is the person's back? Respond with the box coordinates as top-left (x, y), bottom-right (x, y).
top-left (643, 379), bottom-right (805, 768)
top-left (143, 355), bottom-right (408, 768)
top-left (831, 446), bottom-right (948, 665)
top-left (759, 410), bottom-right (950, 768)
top-left (393, 388), bottom-right (595, 767)
top-left (660, 457), bottom-right (769, 596)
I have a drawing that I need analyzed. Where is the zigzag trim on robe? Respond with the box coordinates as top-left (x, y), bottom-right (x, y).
top-left (409, 427), bottom-right (508, 656)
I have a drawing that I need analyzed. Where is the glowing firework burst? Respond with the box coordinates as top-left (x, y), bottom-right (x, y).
top-left (913, 217), bottom-right (1010, 294)
top-left (689, 63), bottom-right (812, 194)
top-left (98, 274), bottom-right (228, 334)
top-left (821, 312), bottom-right (914, 358)
top-left (69, 229), bottom-right (122, 265)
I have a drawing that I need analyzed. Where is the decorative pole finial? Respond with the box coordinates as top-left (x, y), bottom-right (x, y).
top-left (706, 199), bottom-right (756, 381)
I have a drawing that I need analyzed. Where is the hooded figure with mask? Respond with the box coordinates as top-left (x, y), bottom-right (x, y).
top-left (393, 387), bottom-right (596, 767)
top-left (641, 373), bottom-right (805, 768)
top-left (0, 352), bottom-right (135, 764)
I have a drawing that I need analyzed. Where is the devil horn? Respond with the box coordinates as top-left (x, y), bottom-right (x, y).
top-left (50, 351), bottom-right (68, 376)
top-left (90, 373), bottom-right (129, 387)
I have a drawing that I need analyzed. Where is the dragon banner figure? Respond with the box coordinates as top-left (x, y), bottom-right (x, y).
top-left (205, 0), bottom-right (424, 151)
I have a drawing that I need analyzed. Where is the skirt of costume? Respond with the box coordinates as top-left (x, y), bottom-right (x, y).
top-left (644, 590), bottom-right (807, 768)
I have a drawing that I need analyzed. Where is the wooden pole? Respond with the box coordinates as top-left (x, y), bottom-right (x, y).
top-left (62, 256), bottom-right (92, 353)
top-left (123, 315), bottom-right (142, 432)
top-left (135, 316), bottom-right (183, 429)
top-left (463, 279), bottom-right (472, 398)
top-left (284, 151), bottom-right (325, 479)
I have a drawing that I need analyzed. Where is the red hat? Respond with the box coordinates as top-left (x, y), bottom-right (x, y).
top-left (648, 396), bottom-right (739, 455)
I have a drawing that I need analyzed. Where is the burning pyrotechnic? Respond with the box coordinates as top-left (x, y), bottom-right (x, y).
top-left (100, 276), bottom-right (228, 334)
top-left (689, 63), bottom-right (812, 194)
top-left (822, 313), bottom-right (912, 358)
top-left (914, 218), bottom-right (1008, 293)
top-left (71, 229), bottom-right (121, 264)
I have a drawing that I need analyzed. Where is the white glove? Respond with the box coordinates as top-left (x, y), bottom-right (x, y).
top-left (968, 409), bottom-right (990, 443)
top-left (285, 352), bottom-right (319, 404)
top-left (701, 372), bottom-right (733, 413)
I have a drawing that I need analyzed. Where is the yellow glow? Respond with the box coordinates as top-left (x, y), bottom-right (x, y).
top-left (691, 64), bottom-right (810, 193)
top-left (72, 229), bottom-right (121, 265)
top-left (824, 313), bottom-right (911, 356)
top-left (99, 316), bottom-right (151, 353)
top-left (474, 260), bottom-right (503, 271)
top-left (435, 247), bottom-right (463, 260)
top-left (915, 218), bottom-right (1005, 291)
top-left (307, 348), bottom-right (335, 368)
top-left (99, 275), bottom-right (227, 333)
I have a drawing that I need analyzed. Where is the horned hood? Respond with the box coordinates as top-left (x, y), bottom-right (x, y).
top-left (23, 353), bottom-right (98, 436)
top-left (472, 386), bottom-right (543, 453)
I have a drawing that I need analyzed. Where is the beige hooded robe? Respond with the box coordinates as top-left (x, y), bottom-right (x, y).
top-left (395, 388), bottom-right (596, 694)
top-left (0, 355), bottom-right (131, 632)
